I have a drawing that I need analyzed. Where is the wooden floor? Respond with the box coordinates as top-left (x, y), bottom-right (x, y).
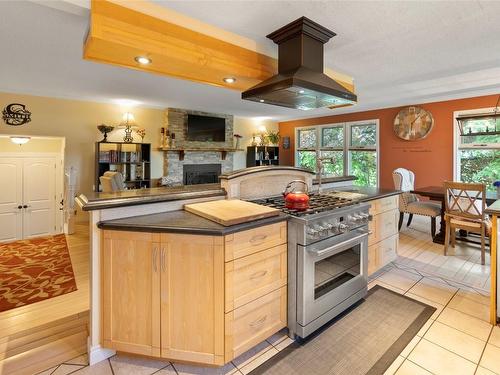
top-left (0, 224), bottom-right (89, 375)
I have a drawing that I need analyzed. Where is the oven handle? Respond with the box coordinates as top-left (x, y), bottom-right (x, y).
top-left (308, 231), bottom-right (370, 257)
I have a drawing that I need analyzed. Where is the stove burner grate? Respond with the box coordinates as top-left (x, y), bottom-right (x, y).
top-left (250, 194), bottom-right (355, 217)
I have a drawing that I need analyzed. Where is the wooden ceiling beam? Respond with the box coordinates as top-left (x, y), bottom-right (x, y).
top-left (84, 0), bottom-right (355, 97)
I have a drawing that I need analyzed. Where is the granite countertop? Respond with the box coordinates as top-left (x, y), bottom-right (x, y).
top-left (328, 186), bottom-right (401, 202)
top-left (485, 199), bottom-right (500, 216)
top-left (97, 210), bottom-right (288, 236)
top-left (76, 183), bottom-right (226, 211)
top-left (312, 176), bottom-right (357, 185)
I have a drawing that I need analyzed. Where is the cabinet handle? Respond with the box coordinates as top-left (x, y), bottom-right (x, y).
top-left (249, 315), bottom-right (267, 328)
top-left (152, 247), bottom-right (158, 273)
top-left (249, 234), bottom-right (267, 244)
top-left (161, 247), bottom-right (166, 272)
top-left (250, 270), bottom-right (268, 280)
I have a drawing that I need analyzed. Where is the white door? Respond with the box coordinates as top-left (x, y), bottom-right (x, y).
top-left (22, 158), bottom-right (56, 239)
top-left (0, 158), bottom-right (23, 242)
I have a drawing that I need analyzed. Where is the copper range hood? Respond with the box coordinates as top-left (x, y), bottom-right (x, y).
top-left (242, 17), bottom-right (357, 110)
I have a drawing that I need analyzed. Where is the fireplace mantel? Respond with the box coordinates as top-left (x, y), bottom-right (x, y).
top-left (158, 147), bottom-right (243, 161)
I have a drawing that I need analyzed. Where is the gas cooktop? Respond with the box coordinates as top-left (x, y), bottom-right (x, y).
top-left (249, 193), bottom-right (357, 217)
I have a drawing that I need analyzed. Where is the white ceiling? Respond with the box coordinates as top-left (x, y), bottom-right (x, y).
top-left (1, 1), bottom-right (500, 121)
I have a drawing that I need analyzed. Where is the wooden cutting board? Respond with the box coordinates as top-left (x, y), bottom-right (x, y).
top-left (184, 199), bottom-right (280, 226)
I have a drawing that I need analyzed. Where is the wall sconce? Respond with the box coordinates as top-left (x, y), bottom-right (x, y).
top-left (10, 136), bottom-right (31, 145)
top-left (119, 112), bottom-right (137, 143)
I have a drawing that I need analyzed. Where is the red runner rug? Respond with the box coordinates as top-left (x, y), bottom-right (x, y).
top-left (0, 234), bottom-right (77, 312)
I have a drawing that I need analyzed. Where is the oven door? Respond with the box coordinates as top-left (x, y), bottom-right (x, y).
top-left (297, 228), bottom-right (368, 327)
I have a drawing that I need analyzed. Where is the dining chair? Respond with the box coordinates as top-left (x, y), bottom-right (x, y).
top-left (444, 181), bottom-right (491, 265)
top-left (392, 168), bottom-right (441, 237)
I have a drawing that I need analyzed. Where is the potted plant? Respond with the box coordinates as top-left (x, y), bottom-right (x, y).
top-left (266, 131), bottom-right (280, 146)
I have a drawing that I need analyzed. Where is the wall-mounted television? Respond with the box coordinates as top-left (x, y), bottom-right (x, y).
top-left (186, 114), bottom-right (226, 142)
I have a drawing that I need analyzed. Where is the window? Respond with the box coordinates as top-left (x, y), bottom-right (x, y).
top-left (454, 109), bottom-right (500, 192)
top-left (295, 120), bottom-right (379, 186)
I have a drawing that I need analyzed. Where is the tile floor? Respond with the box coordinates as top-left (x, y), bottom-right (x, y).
top-left (37, 216), bottom-right (497, 375)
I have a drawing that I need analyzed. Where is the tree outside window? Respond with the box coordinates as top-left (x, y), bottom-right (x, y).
top-left (295, 121), bottom-right (378, 186)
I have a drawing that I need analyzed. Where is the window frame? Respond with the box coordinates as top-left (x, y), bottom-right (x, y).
top-left (294, 119), bottom-right (380, 186)
top-left (453, 107), bottom-right (500, 182)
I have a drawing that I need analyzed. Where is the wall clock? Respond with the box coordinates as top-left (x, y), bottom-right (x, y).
top-left (393, 106), bottom-right (434, 141)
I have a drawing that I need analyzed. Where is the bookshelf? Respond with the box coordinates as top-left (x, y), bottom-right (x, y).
top-left (95, 142), bottom-right (151, 192)
top-left (246, 146), bottom-right (280, 167)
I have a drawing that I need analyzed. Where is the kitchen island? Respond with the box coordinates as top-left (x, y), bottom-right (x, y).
top-left (76, 166), bottom-right (401, 366)
top-left (97, 210), bottom-right (288, 366)
top-left (76, 184), bottom-right (229, 365)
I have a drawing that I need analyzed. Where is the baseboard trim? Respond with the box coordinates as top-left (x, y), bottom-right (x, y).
top-left (88, 341), bottom-right (115, 365)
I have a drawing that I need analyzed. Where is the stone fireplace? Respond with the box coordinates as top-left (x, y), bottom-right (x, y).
top-left (183, 164), bottom-right (222, 185)
top-left (162, 108), bottom-right (235, 185)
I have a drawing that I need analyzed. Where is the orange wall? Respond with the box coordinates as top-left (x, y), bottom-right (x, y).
top-left (279, 94), bottom-right (500, 189)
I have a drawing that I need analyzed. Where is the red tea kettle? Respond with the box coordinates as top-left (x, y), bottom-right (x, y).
top-left (283, 180), bottom-right (310, 211)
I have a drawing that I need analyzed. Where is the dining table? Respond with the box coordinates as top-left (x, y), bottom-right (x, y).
top-left (411, 185), bottom-right (498, 244)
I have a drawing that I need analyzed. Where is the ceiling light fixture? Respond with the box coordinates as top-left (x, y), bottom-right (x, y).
top-left (223, 77), bottom-right (236, 84)
top-left (134, 56), bottom-right (152, 65)
top-left (298, 90), bottom-right (305, 94)
top-left (10, 136), bottom-right (31, 145)
top-left (259, 99), bottom-right (265, 103)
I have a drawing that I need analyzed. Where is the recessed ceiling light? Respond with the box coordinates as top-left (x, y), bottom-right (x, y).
top-left (10, 136), bottom-right (31, 145)
top-left (298, 90), bottom-right (305, 94)
top-left (134, 56), bottom-right (152, 65)
top-left (259, 99), bottom-right (265, 103)
top-left (223, 77), bottom-right (236, 84)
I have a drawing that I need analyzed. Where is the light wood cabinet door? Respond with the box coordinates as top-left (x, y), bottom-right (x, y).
top-left (102, 231), bottom-right (161, 356)
top-left (160, 234), bottom-right (225, 366)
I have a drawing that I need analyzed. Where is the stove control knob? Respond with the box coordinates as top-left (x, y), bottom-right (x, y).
top-left (307, 226), bottom-right (322, 238)
top-left (336, 223), bottom-right (349, 233)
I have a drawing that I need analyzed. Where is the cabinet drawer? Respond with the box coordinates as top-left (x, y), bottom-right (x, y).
top-left (225, 244), bottom-right (287, 312)
top-left (378, 209), bottom-right (399, 240)
top-left (225, 287), bottom-right (287, 360)
top-left (378, 234), bottom-right (398, 267)
top-left (225, 222), bottom-right (287, 262)
top-left (369, 196), bottom-right (398, 216)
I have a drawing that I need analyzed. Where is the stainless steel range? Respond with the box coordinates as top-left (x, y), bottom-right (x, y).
top-left (250, 193), bottom-right (370, 339)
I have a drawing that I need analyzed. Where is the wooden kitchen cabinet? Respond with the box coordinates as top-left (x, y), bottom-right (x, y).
top-left (102, 231), bottom-right (161, 357)
top-left (101, 221), bottom-right (287, 366)
top-left (367, 195), bottom-right (399, 275)
top-left (159, 233), bottom-right (225, 365)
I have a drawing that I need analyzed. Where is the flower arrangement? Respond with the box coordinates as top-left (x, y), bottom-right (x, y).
top-left (136, 128), bottom-right (146, 142)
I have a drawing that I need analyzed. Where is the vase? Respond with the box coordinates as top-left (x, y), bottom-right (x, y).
top-left (497, 186), bottom-right (500, 199)
top-left (234, 138), bottom-right (240, 150)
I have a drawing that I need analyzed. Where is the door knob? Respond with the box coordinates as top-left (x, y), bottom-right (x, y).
top-left (23, 205), bottom-right (28, 209)
top-left (17, 205), bottom-right (22, 209)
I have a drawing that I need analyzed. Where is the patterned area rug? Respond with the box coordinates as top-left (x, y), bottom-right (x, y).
top-left (0, 234), bottom-right (77, 312)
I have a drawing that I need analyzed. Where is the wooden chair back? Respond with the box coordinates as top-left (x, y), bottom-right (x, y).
top-left (444, 181), bottom-right (486, 221)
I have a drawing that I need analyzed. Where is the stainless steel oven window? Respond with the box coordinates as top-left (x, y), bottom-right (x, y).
top-left (314, 243), bottom-right (361, 299)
